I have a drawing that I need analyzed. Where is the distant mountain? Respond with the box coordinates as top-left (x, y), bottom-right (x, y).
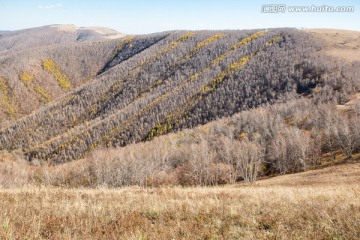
top-left (0, 24), bottom-right (126, 54)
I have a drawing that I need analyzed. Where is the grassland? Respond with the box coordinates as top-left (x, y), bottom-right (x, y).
top-left (0, 162), bottom-right (359, 239)
top-left (304, 29), bottom-right (360, 62)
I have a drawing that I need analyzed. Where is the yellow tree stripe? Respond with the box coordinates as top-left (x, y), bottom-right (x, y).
top-left (19, 72), bottom-right (51, 103)
top-left (210, 31), bottom-right (265, 67)
top-left (20, 72), bottom-right (33, 85)
top-left (0, 77), bottom-right (16, 116)
top-left (184, 33), bottom-right (225, 60)
top-left (42, 59), bottom-right (71, 90)
top-left (34, 86), bottom-right (52, 103)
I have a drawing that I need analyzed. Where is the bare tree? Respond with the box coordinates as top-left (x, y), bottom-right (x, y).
top-left (270, 128), bottom-right (309, 174)
top-left (188, 138), bottom-right (216, 186)
top-left (219, 137), bottom-right (238, 184)
top-left (234, 141), bottom-right (264, 183)
top-left (322, 109), bottom-right (338, 160)
top-left (334, 115), bottom-right (360, 159)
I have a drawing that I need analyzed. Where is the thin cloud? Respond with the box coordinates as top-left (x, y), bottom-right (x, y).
top-left (38, 3), bottom-right (62, 9)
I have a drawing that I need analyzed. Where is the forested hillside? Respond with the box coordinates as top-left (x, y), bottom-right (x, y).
top-left (0, 25), bottom-right (128, 123)
top-left (0, 27), bottom-right (359, 167)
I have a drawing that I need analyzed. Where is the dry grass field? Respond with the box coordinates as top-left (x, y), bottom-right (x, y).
top-left (304, 29), bottom-right (360, 62)
top-left (0, 162), bottom-right (359, 240)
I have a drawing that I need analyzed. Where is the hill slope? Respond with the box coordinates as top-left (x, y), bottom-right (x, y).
top-left (304, 29), bottom-right (360, 62)
top-left (0, 28), bottom-right (359, 164)
top-left (0, 25), bottom-right (130, 123)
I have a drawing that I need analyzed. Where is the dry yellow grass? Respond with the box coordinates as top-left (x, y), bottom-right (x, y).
top-left (337, 93), bottom-right (360, 111)
top-left (304, 29), bottom-right (360, 62)
top-left (258, 161), bottom-right (360, 186)
top-left (0, 163), bottom-right (359, 239)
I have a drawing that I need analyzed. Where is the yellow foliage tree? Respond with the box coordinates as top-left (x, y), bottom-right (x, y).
top-left (34, 86), bottom-right (51, 103)
top-left (20, 72), bottom-right (33, 85)
top-left (42, 59), bottom-right (71, 90)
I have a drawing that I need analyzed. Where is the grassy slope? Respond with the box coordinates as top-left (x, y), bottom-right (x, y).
top-left (0, 162), bottom-right (359, 239)
top-left (304, 29), bottom-right (360, 62)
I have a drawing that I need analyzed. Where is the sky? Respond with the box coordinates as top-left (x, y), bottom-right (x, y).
top-left (0, 0), bottom-right (359, 34)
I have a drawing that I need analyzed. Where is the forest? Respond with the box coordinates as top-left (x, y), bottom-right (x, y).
top-left (0, 27), bottom-right (359, 187)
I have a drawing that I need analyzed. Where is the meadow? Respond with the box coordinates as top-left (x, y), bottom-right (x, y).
top-left (1, 163), bottom-right (359, 240)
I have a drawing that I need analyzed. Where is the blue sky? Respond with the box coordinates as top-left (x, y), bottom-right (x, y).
top-left (0, 0), bottom-right (359, 34)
